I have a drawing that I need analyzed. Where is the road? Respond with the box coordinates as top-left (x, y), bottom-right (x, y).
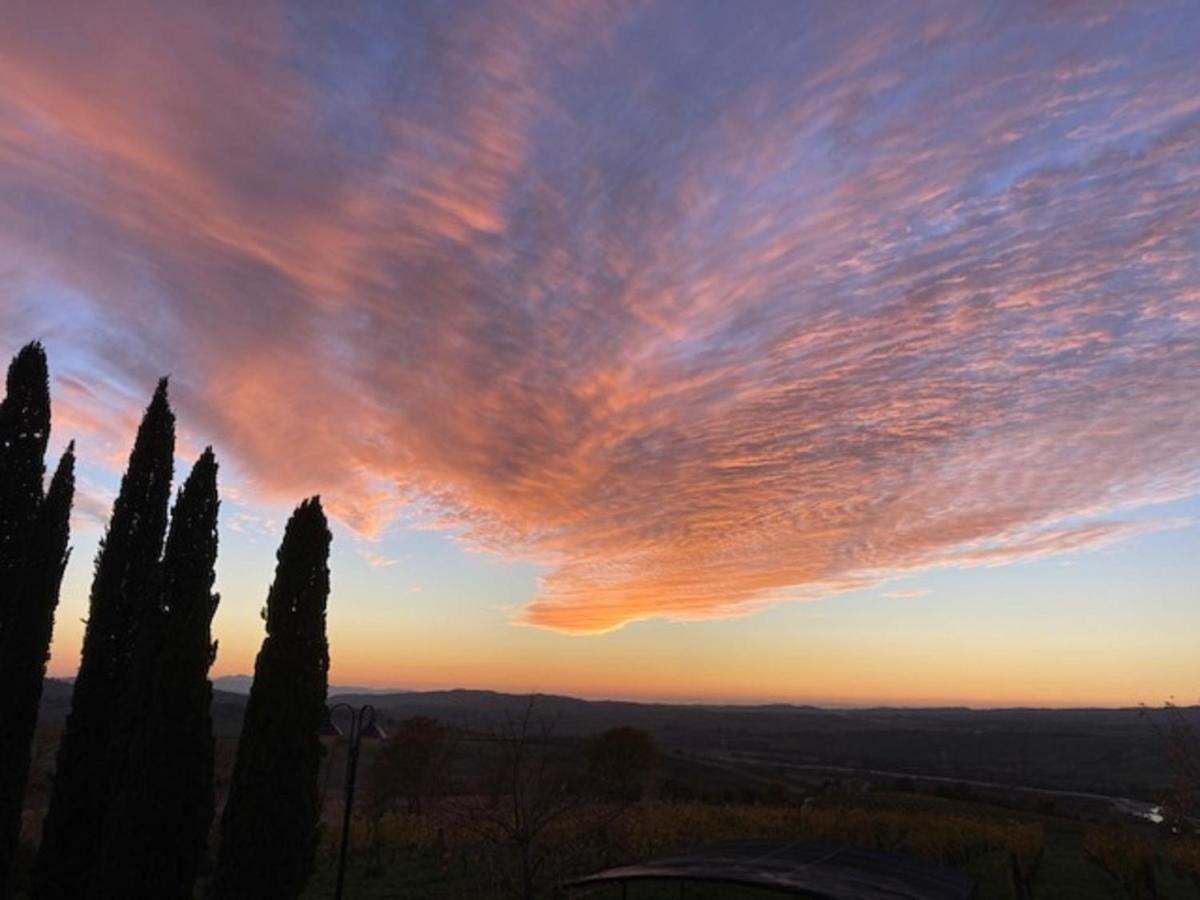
top-left (695, 750), bottom-right (1164, 823)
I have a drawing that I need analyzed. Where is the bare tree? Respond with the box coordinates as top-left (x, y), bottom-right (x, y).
top-left (1147, 700), bottom-right (1200, 833)
top-left (449, 698), bottom-right (634, 900)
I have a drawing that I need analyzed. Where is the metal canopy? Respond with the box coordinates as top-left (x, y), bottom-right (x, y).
top-left (564, 840), bottom-right (974, 899)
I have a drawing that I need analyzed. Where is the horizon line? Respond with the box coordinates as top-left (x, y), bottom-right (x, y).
top-left (44, 671), bottom-right (1185, 711)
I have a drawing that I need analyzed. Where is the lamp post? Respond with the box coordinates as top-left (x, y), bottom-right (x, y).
top-left (321, 703), bottom-right (386, 900)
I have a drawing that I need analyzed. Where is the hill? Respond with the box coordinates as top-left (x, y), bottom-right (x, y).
top-left (37, 680), bottom-right (1191, 802)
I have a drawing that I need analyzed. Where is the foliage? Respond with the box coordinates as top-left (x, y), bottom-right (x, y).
top-left (0, 343), bottom-right (50, 569)
top-left (1166, 837), bottom-right (1200, 882)
top-left (367, 717), bottom-right (452, 818)
top-left (607, 800), bottom-right (1043, 872)
top-left (212, 498), bottom-right (332, 900)
top-left (447, 700), bottom-right (638, 900)
top-left (91, 450), bottom-right (221, 899)
top-left (35, 379), bottom-right (174, 900)
top-left (1082, 827), bottom-right (1157, 897)
top-left (1147, 702), bottom-right (1200, 833)
top-left (0, 344), bottom-right (73, 898)
top-left (313, 792), bottom-right (1047, 900)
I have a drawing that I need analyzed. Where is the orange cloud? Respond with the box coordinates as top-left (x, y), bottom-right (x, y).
top-left (2, 1), bottom-right (1198, 633)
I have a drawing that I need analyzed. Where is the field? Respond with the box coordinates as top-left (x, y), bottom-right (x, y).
top-left (19, 684), bottom-right (1199, 898)
top-left (292, 791), bottom-right (1200, 899)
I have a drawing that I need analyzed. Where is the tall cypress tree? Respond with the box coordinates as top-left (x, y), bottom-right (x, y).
top-left (35, 380), bottom-right (175, 900)
top-left (0, 343), bottom-right (51, 625)
top-left (212, 498), bottom-right (331, 900)
top-left (0, 447), bottom-right (73, 900)
top-left (0, 345), bottom-right (50, 657)
top-left (91, 449), bottom-right (220, 900)
top-left (0, 344), bottom-right (72, 899)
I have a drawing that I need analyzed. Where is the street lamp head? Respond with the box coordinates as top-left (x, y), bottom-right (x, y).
top-left (319, 718), bottom-right (344, 738)
top-left (357, 704), bottom-right (386, 740)
top-left (360, 720), bottom-right (387, 741)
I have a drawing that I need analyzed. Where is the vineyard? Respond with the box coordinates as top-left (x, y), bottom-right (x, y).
top-left (296, 794), bottom-right (1200, 899)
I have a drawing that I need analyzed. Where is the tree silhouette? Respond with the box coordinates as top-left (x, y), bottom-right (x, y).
top-left (91, 449), bottom-right (220, 900)
top-left (0, 343), bottom-right (50, 589)
top-left (35, 380), bottom-right (175, 900)
top-left (368, 716), bottom-right (451, 817)
top-left (0, 344), bottom-right (73, 898)
top-left (451, 698), bottom-right (610, 900)
top-left (212, 498), bottom-right (331, 900)
top-left (586, 726), bottom-right (658, 800)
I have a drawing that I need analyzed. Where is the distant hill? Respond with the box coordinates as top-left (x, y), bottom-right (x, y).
top-left (213, 674), bottom-right (400, 696)
top-left (40, 678), bottom-right (248, 736)
top-left (36, 679), bottom-right (1195, 799)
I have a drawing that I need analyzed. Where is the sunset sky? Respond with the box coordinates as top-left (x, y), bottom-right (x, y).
top-left (2, 0), bottom-right (1198, 706)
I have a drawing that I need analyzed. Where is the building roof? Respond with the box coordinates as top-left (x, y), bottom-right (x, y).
top-left (564, 839), bottom-right (974, 899)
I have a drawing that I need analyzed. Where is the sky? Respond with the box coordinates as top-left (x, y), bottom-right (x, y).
top-left (2, 0), bottom-right (1198, 707)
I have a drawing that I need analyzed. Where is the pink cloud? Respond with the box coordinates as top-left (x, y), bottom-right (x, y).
top-left (2, 2), bottom-right (1198, 632)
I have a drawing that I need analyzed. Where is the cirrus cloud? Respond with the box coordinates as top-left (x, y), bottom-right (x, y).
top-left (1, 0), bottom-right (1198, 632)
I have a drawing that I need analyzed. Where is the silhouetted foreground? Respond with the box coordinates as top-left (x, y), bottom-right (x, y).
top-left (36, 378), bottom-right (177, 900)
top-left (0, 343), bottom-right (332, 900)
top-left (213, 499), bottom-right (332, 900)
top-left (0, 345), bottom-right (74, 899)
top-left (90, 449), bottom-right (221, 898)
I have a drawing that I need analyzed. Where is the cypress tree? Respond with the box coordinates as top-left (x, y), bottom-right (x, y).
top-left (35, 380), bottom-right (175, 900)
top-left (0, 342), bottom-right (50, 532)
top-left (212, 498), bottom-right (331, 900)
top-left (0, 343), bottom-right (51, 626)
top-left (91, 449), bottom-right (220, 900)
top-left (0, 447), bottom-right (73, 899)
top-left (0, 344), bottom-right (71, 899)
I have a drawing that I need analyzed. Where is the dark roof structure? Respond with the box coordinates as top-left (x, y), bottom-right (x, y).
top-left (564, 840), bottom-right (974, 899)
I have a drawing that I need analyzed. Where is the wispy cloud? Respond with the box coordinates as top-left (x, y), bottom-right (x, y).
top-left (70, 477), bottom-right (114, 535)
top-left (360, 550), bottom-right (400, 569)
top-left (882, 589), bottom-right (931, 600)
top-left (2, 1), bottom-right (1198, 632)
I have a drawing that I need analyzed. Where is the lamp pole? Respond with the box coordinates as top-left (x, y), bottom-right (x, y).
top-left (323, 703), bottom-right (385, 900)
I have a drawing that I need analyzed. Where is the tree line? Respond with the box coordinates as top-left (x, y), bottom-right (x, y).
top-left (0, 342), bottom-right (334, 900)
